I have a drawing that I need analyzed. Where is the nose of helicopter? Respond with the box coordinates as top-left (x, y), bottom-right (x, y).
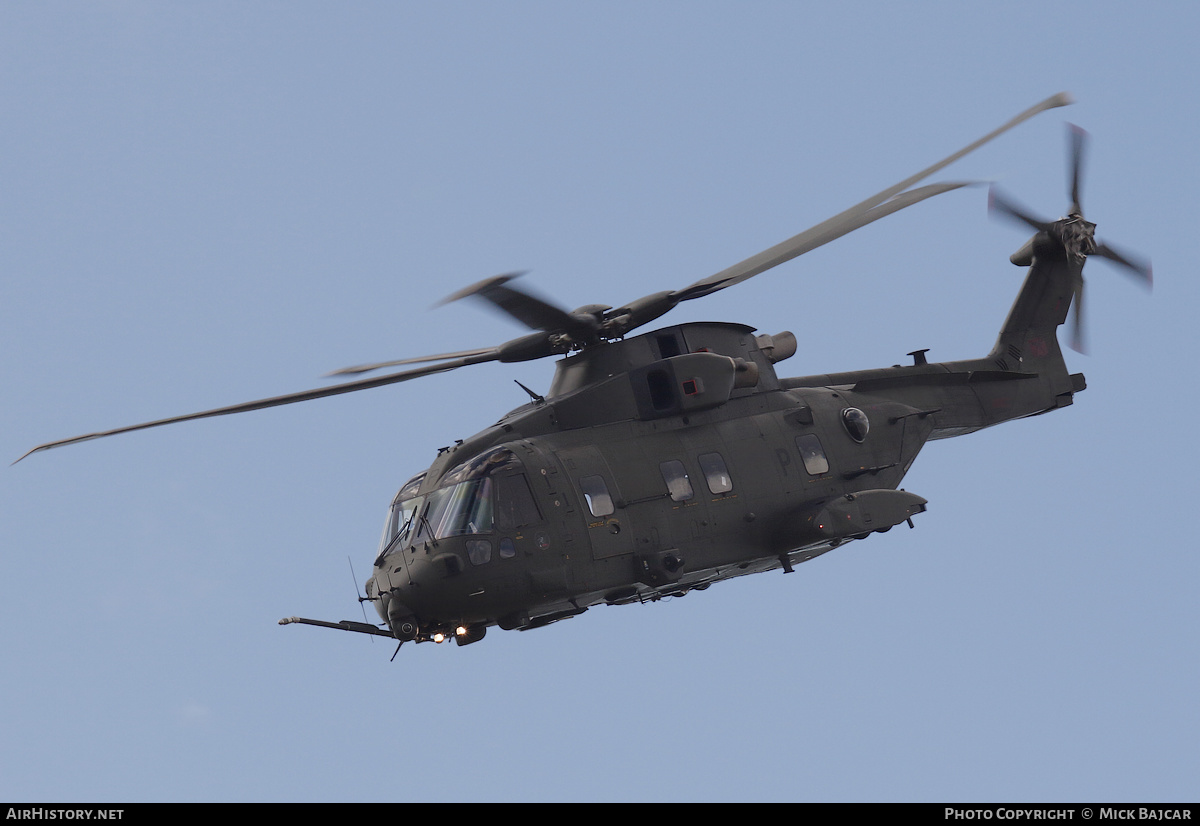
top-left (372, 586), bottom-right (418, 641)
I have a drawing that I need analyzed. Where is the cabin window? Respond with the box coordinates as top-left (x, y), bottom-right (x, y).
top-left (579, 475), bottom-right (615, 517)
top-left (499, 537), bottom-right (516, 559)
top-left (842, 407), bottom-right (870, 442)
top-left (698, 452), bottom-right (733, 494)
top-left (466, 539), bottom-right (492, 565)
top-left (660, 460), bottom-right (694, 502)
top-left (795, 434), bottom-right (830, 475)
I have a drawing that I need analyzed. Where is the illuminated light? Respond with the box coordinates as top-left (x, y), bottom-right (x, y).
top-left (455, 626), bottom-right (468, 637)
top-left (432, 632), bottom-right (445, 643)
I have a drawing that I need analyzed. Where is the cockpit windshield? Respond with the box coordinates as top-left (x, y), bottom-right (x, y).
top-left (377, 473), bottom-right (425, 556)
top-left (376, 448), bottom-right (541, 558)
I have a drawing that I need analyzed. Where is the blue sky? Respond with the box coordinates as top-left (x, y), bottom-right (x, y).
top-left (2, 1), bottom-right (1198, 802)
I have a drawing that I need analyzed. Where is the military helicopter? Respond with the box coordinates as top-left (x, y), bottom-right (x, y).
top-left (19, 92), bottom-right (1151, 653)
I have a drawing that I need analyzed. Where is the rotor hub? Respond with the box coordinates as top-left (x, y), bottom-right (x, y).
top-left (1057, 216), bottom-right (1097, 264)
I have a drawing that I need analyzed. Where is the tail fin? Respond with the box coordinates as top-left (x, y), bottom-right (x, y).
top-left (989, 230), bottom-right (1080, 378)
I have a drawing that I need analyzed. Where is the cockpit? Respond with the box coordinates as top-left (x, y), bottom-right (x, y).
top-left (375, 447), bottom-right (542, 563)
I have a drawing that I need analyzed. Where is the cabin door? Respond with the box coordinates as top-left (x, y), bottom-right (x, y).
top-left (553, 444), bottom-right (635, 560)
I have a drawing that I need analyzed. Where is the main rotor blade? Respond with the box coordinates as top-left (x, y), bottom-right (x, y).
top-left (325, 346), bottom-right (499, 377)
top-left (15, 351), bottom-right (500, 463)
top-left (438, 272), bottom-right (593, 337)
top-left (666, 92), bottom-right (1074, 305)
top-left (854, 92), bottom-right (1074, 215)
top-left (674, 181), bottom-right (974, 302)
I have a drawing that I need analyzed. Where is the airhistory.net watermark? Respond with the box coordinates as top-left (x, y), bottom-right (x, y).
top-left (6, 810), bottom-right (123, 820)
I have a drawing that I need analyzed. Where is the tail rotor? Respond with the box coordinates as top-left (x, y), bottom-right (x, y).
top-left (989, 124), bottom-right (1151, 352)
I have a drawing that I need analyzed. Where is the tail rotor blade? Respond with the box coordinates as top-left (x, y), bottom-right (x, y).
top-left (1069, 272), bottom-right (1087, 354)
top-left (992, 121), bottom-right (1151, 357)
top-left (1095, 241), bottom-right (1153, 288)
top-left (988, 186), bottom-right (1052, 232)
top-left (1068, 124), bottom-right (1088, 215)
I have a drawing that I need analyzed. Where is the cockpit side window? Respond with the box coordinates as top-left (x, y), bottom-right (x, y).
top-left (494, 473), bottom-right (541, 531)
top-left (383, 448), bottom-right (545, 546)
top-left (435, 477), bottom-right (494, 538)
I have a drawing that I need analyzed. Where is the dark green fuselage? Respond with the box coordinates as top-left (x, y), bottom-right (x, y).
top-left (365, 238), bottom-right (1085, 644)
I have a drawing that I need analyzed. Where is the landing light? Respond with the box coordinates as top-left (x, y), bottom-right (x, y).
top-left (432, 632), bottom-right (446, 643)
top-left (455, 626), bottom-right (468, 637)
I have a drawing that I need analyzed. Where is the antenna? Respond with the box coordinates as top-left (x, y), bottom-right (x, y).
top-left (514, 379), bottom-right (545, 404)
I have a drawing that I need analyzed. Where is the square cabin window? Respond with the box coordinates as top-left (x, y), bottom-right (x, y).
top-left (698, 452), bottom-right (733, 494)
top-left (466, 539), bottom-right (492, 566)
top-left (660, 460), bottom-right (694, 502)
top-left (579, 475), bottom-right (615, 517)
top-left (795, 434), bottom-right (830, 475)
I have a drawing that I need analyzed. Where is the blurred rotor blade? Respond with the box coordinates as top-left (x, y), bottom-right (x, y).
top-left (658, 92), bottom-right (1073, 307)
top-left (439, 272), bottom-right (593, 337)
top-left (1068, 272), bottom-right (1087, 354)
top-left (852, 92), bottom-right (1073, 214)
top-left (15, 350), bottom-right (501, 463)
top-left (1094, 241), bottom-right (1153, 287)
top-left (326, 346), bottom-right (499, 377)
top-left (675, 181), bottom-right (975, 302)
top-left (1068, 123), bottom-right (1087, 215)
top-left (988, 186), bottom-right (1052, 233)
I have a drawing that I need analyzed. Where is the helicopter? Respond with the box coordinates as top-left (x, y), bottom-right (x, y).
top-left (18, 92), bottom-right (1151, 653)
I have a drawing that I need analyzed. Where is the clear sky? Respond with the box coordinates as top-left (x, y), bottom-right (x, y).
top-left (3, 1), bottom-right (1198, 803)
